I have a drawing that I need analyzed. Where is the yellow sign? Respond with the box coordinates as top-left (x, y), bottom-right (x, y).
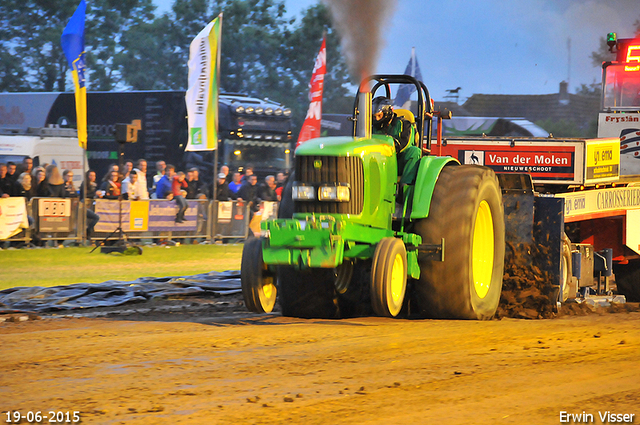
top-left (129, 200), bottom-right (149, 231)
top-left (585, 139), bottom-right (620, 181)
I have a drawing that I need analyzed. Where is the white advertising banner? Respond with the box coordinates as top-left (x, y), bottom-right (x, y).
top-left (185, 14), bottom-right (222, 151)
top-left (0, 197), bottom-right (29, 240)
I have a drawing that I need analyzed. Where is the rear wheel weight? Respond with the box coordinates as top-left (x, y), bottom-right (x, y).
top-left (414, 165), bottom-right (505, 320)
top-left (371, 237), bottom-right (407, 318)
top-left (241, 238), bottom-right (277, 313)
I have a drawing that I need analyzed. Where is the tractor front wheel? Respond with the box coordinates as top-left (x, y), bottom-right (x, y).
top-left (370, 237), bottom-right (407, 317)
top-left (241, 238), bottom-right (277, 313)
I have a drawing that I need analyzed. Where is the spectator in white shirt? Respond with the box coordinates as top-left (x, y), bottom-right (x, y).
top-left (133, 158), bottom-right (150, 200)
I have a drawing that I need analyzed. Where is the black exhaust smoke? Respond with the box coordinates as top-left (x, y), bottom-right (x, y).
top-left (322, 0), bottom-right (396, 83)
top-left (322, 0), bottom-right (396, 139)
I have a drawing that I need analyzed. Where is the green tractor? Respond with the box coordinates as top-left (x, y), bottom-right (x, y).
top-left (241, 75), bottom-right (505, 319)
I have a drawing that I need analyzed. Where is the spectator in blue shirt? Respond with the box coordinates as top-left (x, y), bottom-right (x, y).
top-left (228, 172), bottom-right (242, 197)
top-left (155, 165), bottom-right (173, 200)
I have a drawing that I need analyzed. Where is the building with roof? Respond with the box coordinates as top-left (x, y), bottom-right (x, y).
top-left (455, 82), bottom-right (600, 136)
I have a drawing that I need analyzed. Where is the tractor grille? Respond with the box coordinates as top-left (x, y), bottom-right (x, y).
top-left (294, 155), bottom-right (364, 215)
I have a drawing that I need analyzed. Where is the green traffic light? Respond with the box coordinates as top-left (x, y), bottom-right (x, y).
top-left (607, 32), bottom-right (617, 52)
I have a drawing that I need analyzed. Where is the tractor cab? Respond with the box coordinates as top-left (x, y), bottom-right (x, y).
top-left (352, 74), bottom-right (434, 154)
top-left (350, 75), bottom-right (435, 220)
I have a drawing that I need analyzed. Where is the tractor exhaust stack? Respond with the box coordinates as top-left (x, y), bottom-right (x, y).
top-left (357, 89), bottom-right (372, 139)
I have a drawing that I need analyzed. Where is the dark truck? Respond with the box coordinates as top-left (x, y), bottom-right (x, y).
top-left (0, 91), bottom-right (294, 181)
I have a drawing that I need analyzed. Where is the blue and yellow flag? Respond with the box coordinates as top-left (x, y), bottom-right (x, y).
top-left (61, 0), bottom-right (87, 149)
top-left (185, 14), bottom-right (222, 151)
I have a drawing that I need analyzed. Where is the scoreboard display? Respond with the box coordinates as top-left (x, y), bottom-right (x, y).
top-left (615, 37), bottom-right (640, 71)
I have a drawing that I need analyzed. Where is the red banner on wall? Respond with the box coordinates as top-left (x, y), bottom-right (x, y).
top-left (296, 36), bottom-right (326, 147)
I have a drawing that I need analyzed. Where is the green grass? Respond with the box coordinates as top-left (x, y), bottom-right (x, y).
top-left (0, 244), bottom-right (243, 290)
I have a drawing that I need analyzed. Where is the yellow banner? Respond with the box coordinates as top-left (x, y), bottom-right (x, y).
top-left (585, 138), bottom-right (620, 181)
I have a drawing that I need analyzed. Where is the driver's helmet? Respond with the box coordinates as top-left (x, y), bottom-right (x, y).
top-left (372, 96), bottom-right (394, 126)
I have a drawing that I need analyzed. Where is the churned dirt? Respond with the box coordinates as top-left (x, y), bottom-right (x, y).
top-left (1, 301), bottom-right (640, 424)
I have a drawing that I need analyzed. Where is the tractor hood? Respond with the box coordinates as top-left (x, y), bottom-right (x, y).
top-left (292, 134), bottom-right (398, 230)
top-left (295, 135), bottom-right (395, 158)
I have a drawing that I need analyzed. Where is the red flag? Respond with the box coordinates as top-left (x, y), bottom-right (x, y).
top-left (296, 36), bottom-right (327, 147)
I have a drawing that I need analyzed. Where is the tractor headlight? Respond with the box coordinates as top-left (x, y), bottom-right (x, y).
top-left (318, 184), bottom-right (350, 202)
top-left (235, 105), bottom-right (245, 114)
top-left (283, 108), bottom-right (292, 117)
top-left (292, 185), bottom-right (316, 201)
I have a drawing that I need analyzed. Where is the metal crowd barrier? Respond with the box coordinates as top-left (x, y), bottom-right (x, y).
top-left (1, 197), bottom-right (279, 247)
top-left (0, 197), bottom-right (83, 247)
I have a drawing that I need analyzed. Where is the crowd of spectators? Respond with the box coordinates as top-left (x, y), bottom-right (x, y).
top-left (215, 165), bottom-right (288, 204)
top-left (0, 157), bottom-right (290, 240)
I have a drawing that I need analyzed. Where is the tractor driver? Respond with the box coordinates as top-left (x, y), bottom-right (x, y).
top-left (372, 96), bottom-right (421, 201)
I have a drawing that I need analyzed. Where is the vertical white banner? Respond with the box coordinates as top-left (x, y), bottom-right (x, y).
top-left (185, 14), bottom-right (222, 151)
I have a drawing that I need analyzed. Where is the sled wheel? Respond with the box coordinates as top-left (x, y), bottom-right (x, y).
top-left (560, 233), bottom-right (575, 302)
top-left (278, 267), bottom-right (339, 318)
top-left (414, 165), bottom-right (505, 319)
top-left (370, 237), bottom-right (407, 318)
top-left (241, 238), bottom-right (277, 313)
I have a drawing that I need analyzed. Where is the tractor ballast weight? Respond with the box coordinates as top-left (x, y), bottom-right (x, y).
top-left (241, 74), bottom-right (506, 320)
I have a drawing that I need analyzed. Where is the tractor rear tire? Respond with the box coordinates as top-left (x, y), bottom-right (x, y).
top-left (614, 260), bottom-right (640, 302)
top-left (278, 267), bottom-right (339, 318)
top-left (278, 171), bottom-right (294, 219)
top-left (370, 238), bottom-right (407, 317)
top-left (414, 165), bottom-right (505, 320)
top-left (241, 238), bottom-right (277, 313)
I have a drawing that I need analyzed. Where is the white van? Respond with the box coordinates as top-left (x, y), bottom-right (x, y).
top-left (0, 127), bottom-right (85, 187)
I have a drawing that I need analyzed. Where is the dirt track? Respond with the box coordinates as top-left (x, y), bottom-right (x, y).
top-left (1, 307), bottom-right (640, 425)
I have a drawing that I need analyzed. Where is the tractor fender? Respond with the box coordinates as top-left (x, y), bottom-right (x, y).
top-left (410, 156), bottom-right (460, 220)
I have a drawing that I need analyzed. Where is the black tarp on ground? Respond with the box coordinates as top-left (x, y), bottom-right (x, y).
top-left (0, 271), bottom-right (241, 313)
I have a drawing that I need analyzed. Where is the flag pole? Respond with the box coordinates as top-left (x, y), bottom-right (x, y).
top-left (60, 0), bottom-right (87, 245)
top-left (212, 13), bottom-right (222, 206)
top-left (212, 149), bottom-right (218, 202)
top-left (82, 147), bottom-right (87, 245)
top-left (185, 14), bottom-right (222, 239)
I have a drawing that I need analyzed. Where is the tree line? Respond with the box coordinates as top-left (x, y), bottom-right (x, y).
top-left (0, 0), bottom-right (354, 126)
top-left (3, 1), bottom-right (640, 137)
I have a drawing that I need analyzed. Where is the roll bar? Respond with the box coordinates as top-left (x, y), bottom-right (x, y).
top-left (352, 74), bottom-right (434, 153)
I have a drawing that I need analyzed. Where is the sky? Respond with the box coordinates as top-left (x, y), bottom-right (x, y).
top-left (152, 0), bottom-right (640, 102)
